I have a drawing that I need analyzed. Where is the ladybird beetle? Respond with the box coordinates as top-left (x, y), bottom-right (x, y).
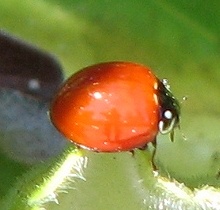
top-left (50, 62), bottom-right (180, 152)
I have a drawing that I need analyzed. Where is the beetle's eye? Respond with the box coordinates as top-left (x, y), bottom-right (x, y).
top-left (159, 110), bottom-right (177, 134)
top-left (157, 79), bottom-right (180, 136)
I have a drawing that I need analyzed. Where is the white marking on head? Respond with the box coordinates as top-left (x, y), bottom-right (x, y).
top-left (164, 110), bottom-right (172, 120)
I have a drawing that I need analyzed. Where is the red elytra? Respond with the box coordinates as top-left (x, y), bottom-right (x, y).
top-left (50, 62), bottom-right (179, 152)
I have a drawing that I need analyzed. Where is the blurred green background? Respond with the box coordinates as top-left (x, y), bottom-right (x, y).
top-left (0, 0), bottom-right (220, 209)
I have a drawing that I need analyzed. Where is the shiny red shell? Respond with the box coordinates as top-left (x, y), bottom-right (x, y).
top-left (50, 62), bottom-right (160, 152)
